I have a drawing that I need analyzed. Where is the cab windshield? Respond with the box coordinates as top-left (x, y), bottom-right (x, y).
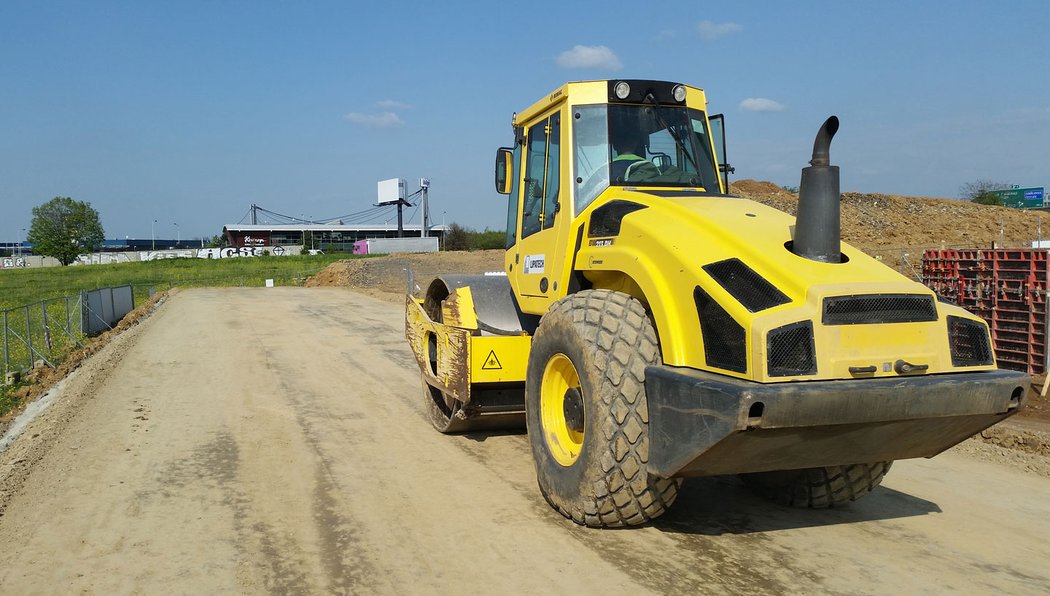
top-left (573, 104), bottom-right (720, 214)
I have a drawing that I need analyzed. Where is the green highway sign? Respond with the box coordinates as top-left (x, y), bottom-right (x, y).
top-left (993, 187), bottom-right (1045, 208)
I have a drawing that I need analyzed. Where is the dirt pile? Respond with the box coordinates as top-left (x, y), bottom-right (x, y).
top-left (729, 180), bottom-right (1046, 255)
top-left (304, 251), bottom-right (504, 301)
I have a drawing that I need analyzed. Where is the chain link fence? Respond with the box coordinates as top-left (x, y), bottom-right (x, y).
top-left (2, 294), bottom-right (87, 379)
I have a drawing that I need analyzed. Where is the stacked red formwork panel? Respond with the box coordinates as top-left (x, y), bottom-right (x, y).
top-left (922, 248), bottom-right (1048, 374)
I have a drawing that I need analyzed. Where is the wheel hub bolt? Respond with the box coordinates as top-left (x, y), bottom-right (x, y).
top-left (563, 387), bottom-right (585, 433)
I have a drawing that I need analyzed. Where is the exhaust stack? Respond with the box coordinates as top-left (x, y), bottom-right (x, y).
top-left (793, 116), bottom-right (841, 263)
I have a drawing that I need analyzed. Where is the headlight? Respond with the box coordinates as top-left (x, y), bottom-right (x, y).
top-left (613, 81), bottom-right (631, 100)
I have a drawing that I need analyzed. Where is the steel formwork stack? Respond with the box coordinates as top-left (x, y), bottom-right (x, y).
top-left (922, 248), bottom-right (1048, 374)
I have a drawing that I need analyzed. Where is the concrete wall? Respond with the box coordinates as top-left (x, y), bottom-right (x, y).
top-left (0, 246), bottom-right (305, 269)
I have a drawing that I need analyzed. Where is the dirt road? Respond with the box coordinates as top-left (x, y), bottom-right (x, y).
top-left (0, 288), bottom-right (1048, 594)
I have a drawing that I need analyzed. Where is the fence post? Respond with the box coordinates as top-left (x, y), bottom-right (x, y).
top-left (25, 305), bottom-right (33, 369)
top-left (42, 301), bottom-right (52, 355)
top-left (3, 310), bottom-right (8, 374)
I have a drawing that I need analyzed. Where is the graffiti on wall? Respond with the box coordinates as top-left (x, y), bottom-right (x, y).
top-left (196, 247), bottom-right (285, 259)
top-left (76, 253), bottom-right (131, 265)
top-left (1, 257), bottom-right (28, 268)
top-left (139, 250), bottom-right (196, 261)
top-left (1, 247), bottom-right (295, 269)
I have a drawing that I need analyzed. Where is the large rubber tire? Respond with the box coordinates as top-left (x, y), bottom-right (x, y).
top-left (741, 462), bottom-right (893, 508)
top-left (525, 289), bottom-right (681, 527)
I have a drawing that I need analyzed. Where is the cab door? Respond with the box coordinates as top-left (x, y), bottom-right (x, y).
top-left (512, 109), bottom-right (569, 308)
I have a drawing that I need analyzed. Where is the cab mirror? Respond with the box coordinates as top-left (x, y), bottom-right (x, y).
top-left (495, 147), bottom-right (513, 195)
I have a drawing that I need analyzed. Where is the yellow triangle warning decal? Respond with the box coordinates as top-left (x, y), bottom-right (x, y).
top-left (482, 350), bottom-right (502, 370)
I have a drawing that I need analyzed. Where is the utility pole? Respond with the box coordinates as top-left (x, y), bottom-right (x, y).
top-left (420, 178), bottom-right (430, 238)
top-left (152, 219), bottom-right (157, 251)
top-left (396, 198), bottom-right (410, 238)
top-left (377, 178), bottom-right (409, 238)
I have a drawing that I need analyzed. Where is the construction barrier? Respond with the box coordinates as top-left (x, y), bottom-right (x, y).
top-left (923, 248), bottom-right (1048, 374)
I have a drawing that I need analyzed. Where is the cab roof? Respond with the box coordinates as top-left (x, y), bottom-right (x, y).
top-left (512, 80), bottom-right (708, 127)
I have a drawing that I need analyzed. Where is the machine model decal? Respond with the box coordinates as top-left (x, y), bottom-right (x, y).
top-left (523, 254), bottom-right (545, 274)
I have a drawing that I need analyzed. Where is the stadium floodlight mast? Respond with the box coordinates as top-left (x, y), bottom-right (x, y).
top-left (152, 219), bottom-right (157, 251)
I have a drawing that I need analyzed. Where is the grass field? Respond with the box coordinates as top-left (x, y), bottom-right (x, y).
top-left (0, 253), bottom-right (350, 311)
top-left (0, 253), bottom-right (357, 412)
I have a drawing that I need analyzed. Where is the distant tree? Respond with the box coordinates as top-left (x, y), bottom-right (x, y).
top-left (961, 180), bottom-right (1009, 206)
top-left (205, 234), bottom-right (227, 248)
top-left (444, 223), bottom-right (469, 251)
top-left (468, 228), bottom-right (506, 250)
top-left (781, 185), bottom-right (799, 194)
top-left (27, 197), bottom-right (105, 266)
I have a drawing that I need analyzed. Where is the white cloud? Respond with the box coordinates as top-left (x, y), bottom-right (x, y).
top-left (654, 29), bottom-right (676, 41)
top-left (740, 98), bottom-right (785, 112)
top-left (376, 99), bottom-right (413, 110)
top-left (344, 111), bottom-right (404, 127)
top-left (696, 20), bottom-right (742, 40)
top-left (556, 45), bottom-right (622, 70)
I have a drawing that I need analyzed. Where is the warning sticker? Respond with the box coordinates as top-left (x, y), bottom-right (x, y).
top-left (482, 350), bottom-right (503, 370)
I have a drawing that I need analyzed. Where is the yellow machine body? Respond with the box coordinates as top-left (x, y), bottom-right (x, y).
top-left (405, 79), bottom-right (1027, 481)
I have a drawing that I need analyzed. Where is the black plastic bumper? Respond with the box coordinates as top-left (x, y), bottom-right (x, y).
top-left (645, 367), bottom-right (1028, 478)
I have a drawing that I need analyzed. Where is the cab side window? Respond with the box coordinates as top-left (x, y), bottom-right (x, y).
top-left (522, 113), bottom-right (559, 238)
top-left (542, 114), bottom-right (560, 230)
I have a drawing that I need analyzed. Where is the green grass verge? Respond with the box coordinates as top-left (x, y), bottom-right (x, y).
top-left (0, 253), bottom-right (352, 311)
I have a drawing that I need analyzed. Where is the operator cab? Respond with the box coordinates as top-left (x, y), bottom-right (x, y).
top-left (493, 80), bottom-right (732, 312)
top-left (496, 80), bottom-right (732, 219)
top-left (574, 99), bottom-right (725, 212)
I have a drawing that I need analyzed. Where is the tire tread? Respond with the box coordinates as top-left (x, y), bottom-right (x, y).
top-left (534, 290), bottom-right (681, 527)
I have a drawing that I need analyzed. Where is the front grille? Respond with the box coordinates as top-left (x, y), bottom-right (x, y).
top-left (947, 316), bottom-right (993, 367)
top-left (823, 294), bottom-right (938, 325)
top-left (703, 259), bottom-right (790, 313)
top-left (694, 286), bottom-right (747, 373)
top-left (767, 321), bottom-right (817, 377)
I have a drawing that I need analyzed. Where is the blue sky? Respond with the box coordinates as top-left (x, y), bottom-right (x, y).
top-left (1, 1), bottom-right (1047, 242)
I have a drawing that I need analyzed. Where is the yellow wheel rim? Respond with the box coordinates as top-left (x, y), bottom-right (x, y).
top-left (540, 353), bottom-right (585, 467)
